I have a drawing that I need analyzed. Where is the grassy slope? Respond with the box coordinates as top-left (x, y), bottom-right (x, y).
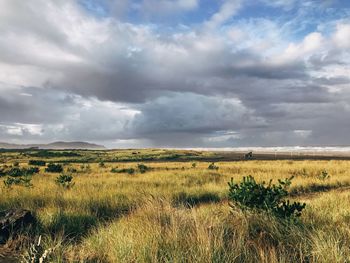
top-left (1, 150), bottom-right (350, 262)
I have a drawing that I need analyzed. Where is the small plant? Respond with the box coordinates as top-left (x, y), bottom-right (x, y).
top-left (6, 167), bottom-right (24, 177)
top-left (228, 175), bottom-right (306, 219)
top-left (45, 163), bottom-right (63, 173)
top-left (99, 161), bottom-right (105, 168)
top-left (208, 163), bottom-right (219, 170)
top-left (80, 164), bottom-right (91, 172)
top-left (22, 235), bottom-right (54, 263)
top-left (6, 167), bottom-right (39, 177)
top-left (67, 167), bottom-right (77, 173)
top-left (55, 174), bottom-right (75, 189)
top-left (26, 167), bottom-right (40, 175)
top-left (301, 168), bottom-right (308, 177)
top-left (28, 160), bottom-right (46, 166)
top-left (13, 161), bottom-right (19, 167)
top-left (319, 170), bottom-right (330, 181)
top-left (111, 167), bottom-right (135, 175)
top-left (191, 163), bottom-right (197, 168)
top-left (3, 176), bottom-right (33, 188)
top-left (137, 163), bottom-right (150, 173)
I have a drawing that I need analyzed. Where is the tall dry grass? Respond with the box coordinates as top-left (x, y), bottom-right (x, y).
top-left (1, 158), bottom-right (350, 262)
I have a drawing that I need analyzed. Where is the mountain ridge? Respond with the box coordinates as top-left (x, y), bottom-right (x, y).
top-left (0, 141), bottom-right (106, 150)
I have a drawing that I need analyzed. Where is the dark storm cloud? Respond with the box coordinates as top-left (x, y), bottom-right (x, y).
top-left (0, 0), bottom-right (350, 147)
top-left (0, 86), bottom-right (77, 124)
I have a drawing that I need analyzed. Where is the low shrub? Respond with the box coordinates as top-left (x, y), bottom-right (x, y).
top-left (6, 167), bottom-right (39, 177)
top-left (228, 175), bottom-right (306, 219)
top-left (67, 167), bottom-right (77, 173)
top-left (172, 191), bottom-right (221, 207)
top-left (319, 170), bottom-right (330, 180)
top-left (208, 163), bottom-right (219, 170)
top-left (137, 163), bottom-right (150, 173)
top-left (28, 160), bottom-right (46, 166)
top-left (3, 176), bottom-right (33, 188)
top-left (45, 163), bottom-right (63, 173)
top-left (55, 174), bottom-right (75, 189)
top-left (111, 167), bottom-right (135, 175)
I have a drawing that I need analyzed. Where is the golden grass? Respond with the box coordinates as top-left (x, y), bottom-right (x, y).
top-left (1, 155), bottom-right (350, 262)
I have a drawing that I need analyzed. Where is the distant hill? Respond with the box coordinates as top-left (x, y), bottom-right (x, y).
top-left (0, 141), bottom-right (106, 150)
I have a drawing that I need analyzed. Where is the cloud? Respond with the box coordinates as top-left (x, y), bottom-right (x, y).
top-left (0, 0), bottom-right (350, 147)
top-left (333, 23), bottom-right (350, 49)
top-left (140, 0), bottom-right (199, 15)
top-left (204, 0), bottom-right (242, 30)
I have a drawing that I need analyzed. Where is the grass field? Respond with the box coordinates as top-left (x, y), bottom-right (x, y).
top-left (1, 149), bottom-right (350, 262)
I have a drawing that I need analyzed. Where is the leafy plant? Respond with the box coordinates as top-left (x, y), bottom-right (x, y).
top-left (22, 235), bottom-right (54, 263)
top-left (319, 170), bottom-right (330, 181)
top-left (28, 160), bottom-right (46, 166)
top-left (111, 167), bottom-right (135, 175)
top-left (99, 161), bottom-right (105, 168)
top-left (208, 163), bottom-right (219, 170)
top-left (191, 163), bottom-right (197, 168)
top-left (26, 167), bottom-right (40, 175)
top-left (6, 167), bottom-right (39, 177)
top-left (45, 163), bottom-right (63, 173)
top-left (67, 167), bottom-right (77, 173)
top-left (55, 174), bottom-right (75, 189)
top-left (137, 163), bottom-right (150, 173)
top-left (3, 176), bottom-right (33, 188)
top-left (228, 175), bottom-right (306, 219)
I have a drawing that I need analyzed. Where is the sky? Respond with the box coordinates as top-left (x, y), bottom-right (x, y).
top-left (0, 0), bottom-right (350, 148)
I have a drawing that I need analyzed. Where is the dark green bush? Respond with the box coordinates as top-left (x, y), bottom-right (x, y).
top-left (29, 150), bottom-right (80, 158)
top-left (172, 191), bottom-right (221, 207)
top-left (55, 174), bottom-right (75, 189)
top-left (45, 163), bottom-right (63, 173)
top-left (208, 163), bottom-right (219, 170)
top-left (26, 167), bottom-right (40, 175)
top-left (67, 167), bottom-right (77, 173)
top-left (137, 163), bottom-right (150, 173)
top-left (3, 176), bottom-right (33, 188)
top-left (111, 167), bottom-right (135, 175)
top-left (6, 167), bottom-right (39, 177)
top-left (28, 160), bottom-right (46, 166)
top-left (228, 175), bottom-right (306, 219)
top-left (319, 170), bottom-right (330, 180)
top-left (6, 167), bottom-right (23, 177)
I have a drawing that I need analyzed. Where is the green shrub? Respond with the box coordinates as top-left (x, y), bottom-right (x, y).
top-left (172, 191), bottom-right (221, 207)
top-left (3, 176), bottom-right (33, 188)
top-left (191, 163), bottom-right (197, 168)
top-left (80, 164), bottom-right (91, 173)
top-left (45, 163), bottom-right (63, 173)
top-left (55, 174), bottom-right (75, 189)
top-left (28, 160), bottom-right (46, 166)
top-left (6, 167), bottom-right (23, 177)
top-left (228, 175), bottom-right (306, 219)
top-left (26, 167), bottom-right (40, 175)
top-left (67, 167), bottom-right (77, 173)
top-left (137, 163), bottom-right (150, 173)
top-left (208, 163), bottom-right (219, 170)
top-left (111, 167), bottom-right (135, 175)
top-left (319, 170), bottom-right (330, 180)
top-left (6, 167), bottom-right (39, 177)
